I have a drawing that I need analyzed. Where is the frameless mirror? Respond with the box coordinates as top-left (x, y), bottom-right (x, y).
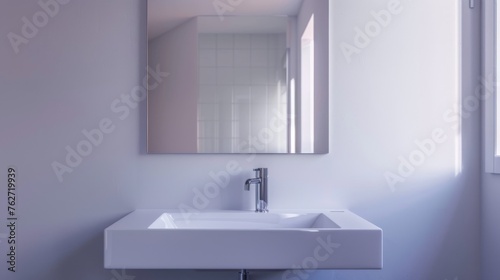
top-left (147, 0), bottom-right (329, 154)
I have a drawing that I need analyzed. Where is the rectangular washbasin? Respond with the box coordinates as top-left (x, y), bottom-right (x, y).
top-left (105, 209), bottom-right (382, 270)
top-left (148, 212), bottom-right (340, 229)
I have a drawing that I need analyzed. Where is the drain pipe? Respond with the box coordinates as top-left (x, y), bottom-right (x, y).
top-left (239, 269), bottom-right (249, 280)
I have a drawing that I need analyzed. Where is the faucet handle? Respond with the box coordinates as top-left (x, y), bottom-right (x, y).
top-left (253, 168), bottom-right (268, 178)
top-left (253, 168), bottom-right (260, 177)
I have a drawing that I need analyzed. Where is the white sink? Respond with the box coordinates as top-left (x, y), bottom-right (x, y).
top-left (148, 212), bottom-right (340, 229)
top-left (104, 209), bottom-right (382, 270)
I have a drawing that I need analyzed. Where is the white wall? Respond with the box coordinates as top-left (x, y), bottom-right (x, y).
top-left (148, 18), bottom-right (198, 153)
top-left (0, 0), bottom-right (481, 280)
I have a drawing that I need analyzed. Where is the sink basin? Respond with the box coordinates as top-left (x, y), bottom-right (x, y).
top-left (148, 212), bottom-right (340, 229)
top-left (105, 209), bottom-right (382, 269)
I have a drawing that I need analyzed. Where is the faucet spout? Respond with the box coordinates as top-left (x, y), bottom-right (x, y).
top-left (244, 178), bottom-right (261, 191)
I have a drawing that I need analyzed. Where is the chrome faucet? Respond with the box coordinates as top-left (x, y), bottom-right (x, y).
top-left (244, 168), bottom-right (268, 212)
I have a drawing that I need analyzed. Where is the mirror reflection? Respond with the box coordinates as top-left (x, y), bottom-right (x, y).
top-left (147, 0), bottom-right (329, 154)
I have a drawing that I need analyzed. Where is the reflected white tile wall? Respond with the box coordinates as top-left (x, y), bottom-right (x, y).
top-left (199, 67), bottom-right (216, 85)
top-left (217, 50), bottom-right (234, 66)
top-left (251, 68), bottom-right (268, 84)
top-left (199, 34), bottom-right (216, 48)
top-left (234, 50), bottom-right (250, 66)
top-left (216, 34), bottom-right (233, 48)
top-left (251, 34), bottom-right (268, 49)
top-left (197, 33), bottom-right (287, 153)
top-left (199, 49), bottom-right (216, 67)
top-left (234, 34), bottom-right (250, 49)
top-left (251, 50), bottom-right (268, 66)
top-left (234, 68), bottom-right (250, 85)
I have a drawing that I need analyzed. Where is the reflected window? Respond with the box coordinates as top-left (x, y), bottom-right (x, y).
top-left (300, 14), bottom-right (315, 153)
top-left (485, 0), bottom-right (500, 172)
